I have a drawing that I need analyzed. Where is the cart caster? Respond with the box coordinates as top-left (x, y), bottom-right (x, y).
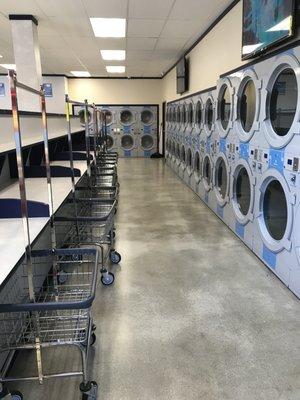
top-left (101, 272), bottom-right (114, 286)
top-left (90, 332), bottom-right (96, 346)
top-left (0, 387), bottom-right (23, 400)
top-left (92, 324), bottom-right (96, 331)
top-left (110, 250), bottom-right (121, 264)
top-left (80, 381), bottom-right (98, 400)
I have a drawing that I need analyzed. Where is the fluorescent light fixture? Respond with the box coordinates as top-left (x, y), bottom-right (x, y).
top-left (267, 16), bottom-right (292, 32)
top-left (0, 63), bottom-right (16, 70)
top-left (90, 18), bottom-right (126, 38)
top-left (0, 54), bottom-right (3, 58)
top-left (70, 70), bottom-right (91, 77)
top-left (106, 66), bottom-right (125, 73)
top-left (100, 50), bottom-right (126, 61)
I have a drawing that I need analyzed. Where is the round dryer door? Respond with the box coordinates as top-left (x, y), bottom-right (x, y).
top-left (203, 154), bottom-right (212, 191)
top-left (106, 135), bottom-right (114, 150)
top-left (141, 110), bottom-right (154, 125)
top-left (120, 110), bottom-right (134, 125)
top-left (214, 156), bottom-right (229, 205)
top-left (141, 134), bottom-right (154, 150)
top-left (195, 101), bottom-right (202, 128)
top-left (258, 170), bottom-right (293, 252)
top-left (205, 98), bottom-right (214, 134)
top-left (239, 79), bottom-right (256, 134)
top-left (104, 110), bottom-right (113, 126)
top-left (121, 134), bottom-right (134, 150)
top-left (232, 161), bottom-right (254, 224)
top-left (194, 151), bottom-right (201, 182)
top-left (78, 108), bottom-right (92, 127)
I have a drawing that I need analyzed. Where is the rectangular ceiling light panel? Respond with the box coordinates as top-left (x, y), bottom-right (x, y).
top-left (100, 50), bottom-right (126, 60)
top-left (70, 71), bottom-right (91, 77)
top-left (0, 64), bottom-right (16, 70)
top-left (106, 66), bottom-right (125, 73)
top-left (90, 18), bottom-right (126, 38)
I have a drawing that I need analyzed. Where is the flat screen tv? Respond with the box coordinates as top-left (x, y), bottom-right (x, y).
top-left (176, 57), bottom-right (189, 95)
top-left (242, 0), bottom-right (296, 60)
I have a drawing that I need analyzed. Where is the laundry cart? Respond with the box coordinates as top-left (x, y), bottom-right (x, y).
top-left (0, 71), bottom-right (99, 399)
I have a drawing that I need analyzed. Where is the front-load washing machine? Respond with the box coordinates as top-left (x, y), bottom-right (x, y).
top-left (253, 146), bottom-right (298, 294)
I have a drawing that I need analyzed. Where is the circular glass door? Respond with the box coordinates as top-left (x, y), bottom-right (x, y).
top-left (181, 145), bottom-right (186, 163)
top-left (232, 164), bottom-right (253, 222)
top-left (205, 98), bottom-right (214, 134)
top-left (121, 134), bottom-right (134, 150)
top-left (78, 108), bottom-right (91, 126)
top-left (188, 103), bottom-right (194, 126)
top-left (106, 135), bottom-right (114, 149)
top-left (141, 109), bottom-right (154, 125)
top-left (239, 79), bottom-right (256, 134)
top-left (263, 179), bottom-right (287, 241)
top-left (187, 148), bottom-right (192, 169)
top-left (214, 156), bottom-right (228, 203)
top-left (194, 151), bottom-right (201, 181)
top-left (203, 155), bottom-right (212, 190)
top-left (218, 84), bottom-right (231, 131)
top-left (104, 110), bottom-right (113, 125)
top-left (141, 134), bottom-right (154, 150)
top-left (195, 101), bottom-right (202, 128)
top-left (120, 110), bottom-right (134, 125)
top-left (269, 68), bottom-right (297, 137)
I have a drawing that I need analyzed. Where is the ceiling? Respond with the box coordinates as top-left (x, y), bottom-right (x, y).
top-left (0, 0), bottom-right (233, 77)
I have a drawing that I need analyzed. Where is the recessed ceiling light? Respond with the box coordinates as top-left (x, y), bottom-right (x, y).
top-left (0, 63), bottom-right (16, 70)
top-left (90, 18), bottom-right (126, 38)
top-left (106, 66), bottom-right (125, 73)
top-left (70, 71), bottom-right (91, 77)
top-left (100, 50), bottom-right (126, 61)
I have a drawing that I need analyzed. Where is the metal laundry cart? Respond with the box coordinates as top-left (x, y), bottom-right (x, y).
top-left (0, 70), bottom-right (99, 399)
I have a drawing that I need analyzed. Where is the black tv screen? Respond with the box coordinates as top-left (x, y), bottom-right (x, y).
top-left (242, 0), bottom-right (296, 60)
top-left (177, 57), bottom-right (188, 95)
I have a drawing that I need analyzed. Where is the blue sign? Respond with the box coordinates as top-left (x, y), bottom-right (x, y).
top-left (0, 83), bottom-right (5, 97)
top-left (43, 83), bottom-right (53, 97)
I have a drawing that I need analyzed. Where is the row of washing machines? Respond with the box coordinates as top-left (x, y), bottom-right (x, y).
top-left (74, 104), bottom-right (158, 157)
top-left (165, 46), bottom-right (300, 298)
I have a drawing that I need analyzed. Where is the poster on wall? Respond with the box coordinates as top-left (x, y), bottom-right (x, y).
top-left (0, 83), bottom-right (5, 97)
top-left (42, 83), bottom-right (53, 97)
top-left (242, 0), bottom-right (295, 60)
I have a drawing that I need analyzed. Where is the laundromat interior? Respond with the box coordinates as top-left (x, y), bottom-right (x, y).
top-left (0, 1), bottom-right (300, 399)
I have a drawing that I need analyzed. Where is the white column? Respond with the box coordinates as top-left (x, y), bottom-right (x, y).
top-left (9, 15), bottom-right (42, 111)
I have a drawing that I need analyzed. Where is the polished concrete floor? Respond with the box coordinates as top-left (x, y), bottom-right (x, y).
top-left (11, 159), bottom-right (300, 399)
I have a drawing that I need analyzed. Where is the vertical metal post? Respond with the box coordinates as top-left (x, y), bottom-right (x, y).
top-left (84, 100), bottom-right (92, 179)
top-left (8, 69), bottom-right (35, 303)
top-left (92, 105), bottom-right (98, 162)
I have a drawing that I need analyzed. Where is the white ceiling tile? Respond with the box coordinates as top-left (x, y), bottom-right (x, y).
top-left (37, 20), bottom-right (61, 37)
top-left (82, 0), bottom-right (128, 18)
top-left (0, 0), bottom-right (45, 16)
top-left (127, 19), bottom-right (165, 38)
top-left (126, 50), bottom-right (153, 61)
top-left (94, 38), bottom-right (126, 50)
top-left (169, 0), bottom-right (232, 20)
top-left (35, 0), bottom-right (85, 17)
top-left (155, 37), bottom-right (188, 52)
top-left (160, 19), bottom-right (201, 38)
top-left (127, 38), bottom-right (157, 51)
top-left (129, 0), bottom-right (174, 19)
top-left (49, 16), bottom-right (93, 37)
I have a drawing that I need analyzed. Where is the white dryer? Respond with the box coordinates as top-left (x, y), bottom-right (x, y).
top-left (190, 97), bottom-right (204, 195)
top-left (119, 108), bottom-right (137, 157)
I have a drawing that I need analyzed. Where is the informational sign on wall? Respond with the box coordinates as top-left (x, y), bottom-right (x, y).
top-left (0, 83), bottom-right (5, 97)
top-left (43, 83), bottom-right (53, 97)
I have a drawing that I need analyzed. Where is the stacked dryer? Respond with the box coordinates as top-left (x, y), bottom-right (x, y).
top-left (165, 45), bottom-right (300, 298)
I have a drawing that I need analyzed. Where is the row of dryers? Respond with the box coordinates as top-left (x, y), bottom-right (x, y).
top-left (165, 46), bottom-right (300, 298)
top-left (74, 104), bottom-right (158, 157)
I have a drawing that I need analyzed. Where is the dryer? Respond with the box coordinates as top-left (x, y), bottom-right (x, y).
top-left (190, 97), bottom-right (204, 195)
top-left (252, 146), bottom-right (299, 295)
top-left (138, 106), bottom-right (158, 157)
top-left (101, 107), bottom-right (119, 154)
top-left (119, 107), bottom-right (137, 157)
top-left (183, 100), bottom-right (195, 187)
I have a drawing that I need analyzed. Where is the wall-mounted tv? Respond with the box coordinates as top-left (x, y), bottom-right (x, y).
top-left (242, 0), bottom-right (296, 60)
top-left (176, 57), bottom-right (189, 95)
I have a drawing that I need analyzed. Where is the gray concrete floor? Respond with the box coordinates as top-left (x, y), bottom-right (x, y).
top-left (10, 159), bottom-right (300, 399)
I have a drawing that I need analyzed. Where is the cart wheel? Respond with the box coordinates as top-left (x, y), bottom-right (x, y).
top-left (90, 333), bottom-right (96, 346)
top-left (10, 392), bottom-right (23, 400)
top-left (110, 250), bottom-right (121, 264)
top-left (101, 272), bottom-right (114, 286)
top-left (80, 381), bottom-right (98, 400)
top-left (92, 324), bottom-right (96, 331)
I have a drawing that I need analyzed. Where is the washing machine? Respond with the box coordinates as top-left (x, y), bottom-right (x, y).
top-left (138, 106), bottom-right (158, 157)
top-left (119, 107), bottom-right (138, 157)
